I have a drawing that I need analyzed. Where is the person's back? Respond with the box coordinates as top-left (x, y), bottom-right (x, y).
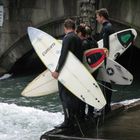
top-left (63, 31), bottom-right (83, 62)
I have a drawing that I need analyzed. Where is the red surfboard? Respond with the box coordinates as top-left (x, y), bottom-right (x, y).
top-left (83, 48), bottom-right (107, 73)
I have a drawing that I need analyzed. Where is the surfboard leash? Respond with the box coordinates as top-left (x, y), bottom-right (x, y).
top-left (74, 115), bottom-right (85, 137)
top-left (97, 81), bottom-right (117, 92)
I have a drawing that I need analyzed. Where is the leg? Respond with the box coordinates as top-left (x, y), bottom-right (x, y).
top-left (103, 82), bottom-right (112, 114)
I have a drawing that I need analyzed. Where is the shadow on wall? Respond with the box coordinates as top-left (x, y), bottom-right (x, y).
top-left (9, 49), bottom-right (46, 76)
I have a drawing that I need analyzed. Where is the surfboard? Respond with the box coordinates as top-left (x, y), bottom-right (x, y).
top-left (22, 28), bottom-right (136, 97)
top-left (98, 28), bottom-right (137, 59)
top-left (21, 57), bottom-right (133, 98)
top-left (97, 28), bottom-right (137, 83)
top-left (21, 70), bottom-right (58, 97)
top-left (83, 48), bottom-right (107, 73)
top-left (97, 57), bottom-right (133, 85)
top-left (22, 48), bottom-right (106, 97)
top-left (26, 27), bottom-right (106, 109)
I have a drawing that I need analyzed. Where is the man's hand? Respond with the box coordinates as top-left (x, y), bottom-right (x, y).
top-left (51, 71), bottom-right (59, 79)
top-left (103, 48), bottom-right (109, 57)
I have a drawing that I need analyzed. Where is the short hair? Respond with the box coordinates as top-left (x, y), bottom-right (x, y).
top-left (64, 18), bottom-right (75, 30)
top-left (76, 25), bottom-right (86, 37)
top-left (95, 8), bottom-right (109, 20)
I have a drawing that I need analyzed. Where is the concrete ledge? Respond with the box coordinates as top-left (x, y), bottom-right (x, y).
top-left (40, 104), bottom-right (124, 140)
top-left (40, 100), bottom-right (140, 140)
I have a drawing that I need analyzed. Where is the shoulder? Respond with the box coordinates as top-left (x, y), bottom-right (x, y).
top-left (64, 32), bottom-right (78, 41)
top-left (63, 32), bottom-right (81, 46)
top-left (103, 22), bottom-right (114, 34)
top-left (104, 22), bottom-right (112, 30)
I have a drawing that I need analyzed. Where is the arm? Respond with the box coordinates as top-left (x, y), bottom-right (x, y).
top-left (55, 37), bottom-right (70, 73)
top-left (52, 36), bottom-right (70, 79)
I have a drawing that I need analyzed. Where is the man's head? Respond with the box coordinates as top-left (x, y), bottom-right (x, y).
top-left (64, 19), bottom-right (75, 34)
top-left (96, 8), bottom-right (109, 24)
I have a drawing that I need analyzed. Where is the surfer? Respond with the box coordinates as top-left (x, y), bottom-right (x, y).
top-left (51, 18), bottom-right (84, 128)
top-left (95, 8), bottom-right (114, 114)
top-left (76, 24), bottom-right (104, 118)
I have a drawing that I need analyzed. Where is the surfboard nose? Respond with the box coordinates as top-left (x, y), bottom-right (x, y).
top-left (132, 29), bottom-right (137, 39)
top-left (27, 27), bottom-right (39, 42)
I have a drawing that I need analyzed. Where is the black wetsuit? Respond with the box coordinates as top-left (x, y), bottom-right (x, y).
top-left (55, 31), bottom-right (83, 126)
top-left (100, 21), bottom-right (114, 114)
top-left (82, 37), bottom-right (98, 51)
top-left (100, 21), bottom-right (114, 50)
top-left (79, 37), bottom-right (99, 117)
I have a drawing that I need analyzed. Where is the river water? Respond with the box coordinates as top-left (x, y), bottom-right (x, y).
top-left (0, 73), bottom-right (140, 140)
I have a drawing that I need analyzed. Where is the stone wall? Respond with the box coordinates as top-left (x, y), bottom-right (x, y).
top-left (0, 0), bottom-right (79, 73)
top-left (100, 0), bottom-right (140, 48)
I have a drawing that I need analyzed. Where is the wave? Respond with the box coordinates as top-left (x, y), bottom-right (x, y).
top-left (0, 98), bottom-right (139, 140)
top-left (0, 103), bottom-right (63, 140)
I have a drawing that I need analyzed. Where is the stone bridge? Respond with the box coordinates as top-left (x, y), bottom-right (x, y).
top-left (0, 0), bottom-right (140, 75)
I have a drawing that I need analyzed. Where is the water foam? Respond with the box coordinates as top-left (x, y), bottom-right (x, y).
top-left (0, 103), bottom-right (63, 140)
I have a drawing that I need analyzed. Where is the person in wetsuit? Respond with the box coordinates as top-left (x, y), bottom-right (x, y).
top-left (51, 19), bottom-right (84, 128)
top-left (76, 24), bottom-right (99, 118)
top-left (95, 8), bottom-right (114, 114)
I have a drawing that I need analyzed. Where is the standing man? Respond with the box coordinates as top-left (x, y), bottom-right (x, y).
top-left (95, 8), bottom-right (114, 114)
top-left (51, 19), bottom-right (84, 128)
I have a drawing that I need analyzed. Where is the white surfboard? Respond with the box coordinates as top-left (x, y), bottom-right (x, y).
top-left (22, 28), bottom-right (137, 97)
top-left (21, 57), bottom-right (133, 98)
top-left (98, 28), bottom-right (137, 59)
top-left (26, 27), bottom-right (106, 109)
top-left (97, 57), bottom-right (133, 85)
top-left (22, 48), bottom-right (106, 97)
top-left (97, 28), bottom-right (137, 83)
top-left (22, 70), bottom-right (58, 97)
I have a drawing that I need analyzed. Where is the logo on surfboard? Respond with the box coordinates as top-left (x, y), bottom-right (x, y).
top-left (106, 67), bottom-right (114, 76)
top-left (42, 42), bottom-right (55, 56)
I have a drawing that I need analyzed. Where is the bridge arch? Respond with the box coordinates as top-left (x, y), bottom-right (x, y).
top-left (0, 0), bottom-right (140, 76)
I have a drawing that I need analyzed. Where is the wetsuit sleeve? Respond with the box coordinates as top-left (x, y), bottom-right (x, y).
top-left (55, 37), bottom-right (69, 73)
